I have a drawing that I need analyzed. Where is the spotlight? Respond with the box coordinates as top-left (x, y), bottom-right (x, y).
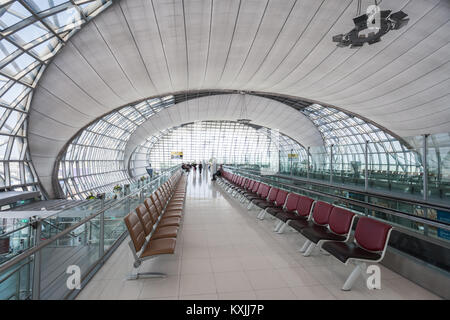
top-left (380, 10), bottom-right (392, 19)
top-left (389, 10), bottom-right (409, 29)
top-left (333, 8), bottom-right (408, 47)
top-left (353, 14), bottom-right (368, 30)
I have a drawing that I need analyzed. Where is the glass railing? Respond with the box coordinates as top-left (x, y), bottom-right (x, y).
top-left (227, 132), bottom-right (450, 206)
top-left (0, 168), bottom-right (175, 261)
top-left (0, 166), bottom-right (180, 300)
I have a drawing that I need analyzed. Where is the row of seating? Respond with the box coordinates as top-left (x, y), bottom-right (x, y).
top-left (123, 170), bottom-right (187, 280)
top-left (217, 170), bottom-right (393, 291)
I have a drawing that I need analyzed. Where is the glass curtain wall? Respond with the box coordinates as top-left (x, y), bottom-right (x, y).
top-left (406, 133), bottom-right (450, 203)
top-left (56, 93), bottom-right (449, 204)
top-left (58, 96), bottom-right (174, 199)
top-left (278, 134), bottom-right (308, 176)
top-left (0, 0), bottom-right (114, 192)
top-left (130, 121), bottom-right (307, 175)
top-left (279, 104), bottom-right (450, 203)
top-left (427, 133), bottom-right (450, 202)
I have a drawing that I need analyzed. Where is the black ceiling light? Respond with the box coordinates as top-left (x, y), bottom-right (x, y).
top-left (333, 0), bottom-right (409, 48)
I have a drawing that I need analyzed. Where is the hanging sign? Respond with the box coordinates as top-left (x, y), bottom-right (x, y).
top-left (171, 152), bottom-right (183, 159)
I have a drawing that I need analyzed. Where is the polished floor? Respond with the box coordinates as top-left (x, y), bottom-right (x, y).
top-left (77, 170), bottom-right (440, 300)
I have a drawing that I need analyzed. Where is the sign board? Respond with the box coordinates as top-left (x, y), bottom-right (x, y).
top-left (437, 210), bottom-right (450, 241)
top-left (288, 153), bottom-right (298, 159)
top-left (171, 152), bottom-right (183, 159)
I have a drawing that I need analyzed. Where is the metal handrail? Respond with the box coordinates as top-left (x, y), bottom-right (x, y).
top-left (0, 259), bottom-right (32, 285)
top-left (226, 166), bottom-right (450, 232)
top-left (41, 220), bottom-right (79, 239)
top-left (231, 166), bottom-right (450, 212)
top-left (0, 166), bottom-right (180, 275)
top-left (0, 224), bottom-right (29, 238)
top-left (0, 170), bottom-right (168, 238)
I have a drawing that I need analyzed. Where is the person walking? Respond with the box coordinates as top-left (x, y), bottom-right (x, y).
top-left (146, 163), bottom-right (153, 178)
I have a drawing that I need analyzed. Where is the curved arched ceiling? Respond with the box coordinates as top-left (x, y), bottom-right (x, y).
top-left (50, 93), bottom-right (322, 198)
top-left (27, 0), bottom-right (450, 195)
top-left (123, 94), bottom-right (323, 167)
top-left (53, 91), bottom-right (418, 199)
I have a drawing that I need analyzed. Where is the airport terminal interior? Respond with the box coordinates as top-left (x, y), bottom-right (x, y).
top-left (0, 0), bottom-right (449, 301)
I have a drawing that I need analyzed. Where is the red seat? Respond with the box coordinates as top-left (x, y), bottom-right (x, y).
top-left (253, 187), bottom-right (279, 208)
top-left (237, 179), bottom-right (254, 195)
top-left (275, 195), bottom-right (313, 221)
top-left (273, 195), bottom-right (314, 233)
top-left (267, 193), bottom-right (299, 218)
top-left (243, 182), bottom-right (262, 200)
top-left (243, 181), bottom-right (259, 197)
top-left (300, 206), bottom-right (356, 256)
top-left (256, 189), bottom-right (289, 220)
top-left (289, 201), bottom-right (333, 233)
top-left (321, 217), bottom-right (393, 291)
top-left (248, 184), bottom-right (270, 205)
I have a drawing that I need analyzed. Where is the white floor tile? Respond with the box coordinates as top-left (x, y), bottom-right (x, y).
top-left (179, 273), bottom-right (217, 296)
top-left (255, 287), bottom-right (297, 300)
top-left (211, 257), bottom-right (243, 273)
top-left (218, 291), bottom-right (257, 300)
top-left (180, 258), bottom-right (213, 275)
top-left (139, 276), bottom-right (180, 299)
top-left (290, 285), bottom-right (336, 300)
top-left (214, 271), bottom-right (253, 293)
top-left (245, 269), bottom-right (288, 290)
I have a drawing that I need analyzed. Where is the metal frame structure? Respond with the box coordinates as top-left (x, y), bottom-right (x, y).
top-left (57, 95), bottom-right (175, 199)
top-left (0, 0), bottom-right (117, 193)
top-left (129, 120), bottom-right (307, 176)
top-left (53, 89), bottom-right (429, 203)
top-left (301, 104), bottom-right (423, 181)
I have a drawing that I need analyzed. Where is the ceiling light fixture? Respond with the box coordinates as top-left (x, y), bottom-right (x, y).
top-left (237, 91), bottom-right (252, 124)
top-left (333, 0), bottom-right (409, 48)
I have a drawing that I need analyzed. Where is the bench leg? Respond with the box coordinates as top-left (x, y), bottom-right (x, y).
top-left (274, 220), bottom-right (283, 232)
top-left (277, 221), bottom-right (289, 234)
top-left (127, 272), bottom-right (167, 280)
top-left (256, 209), bottom-right (264, 219)
top-left (299, 240), bottom-right (311, 253)
top-left (342, 263), bottom-right (365, 291)
top-left (258, 209), bottom-right (267, 220)
top-left (303, 242), bottom-right (316, 257)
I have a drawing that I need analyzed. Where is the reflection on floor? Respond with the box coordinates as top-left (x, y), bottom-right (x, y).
top-left (77, 170), bottom-right (440, 300)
